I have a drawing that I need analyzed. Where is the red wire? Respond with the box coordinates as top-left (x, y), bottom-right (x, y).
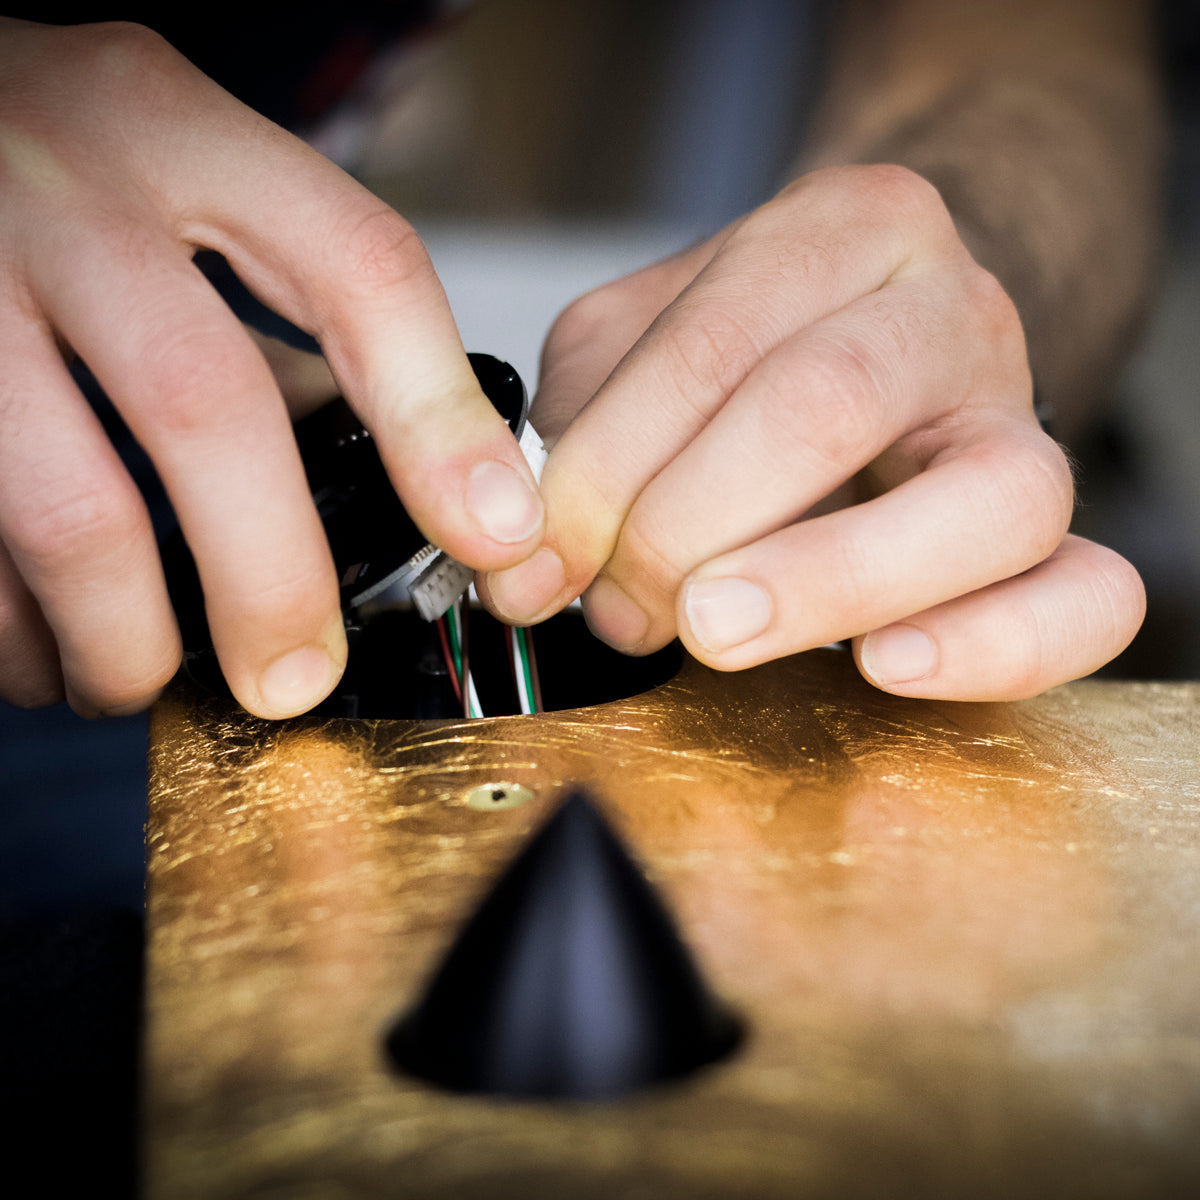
top-left (435, 616), bottom-right (462, 704)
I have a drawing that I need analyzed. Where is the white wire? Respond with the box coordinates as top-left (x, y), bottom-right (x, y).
top-left (448, 598), bottom-right (484, 720)
top-left (511, 626), bottom-right (533, 715)
top-left (466, 673), bottom-right (483, 719)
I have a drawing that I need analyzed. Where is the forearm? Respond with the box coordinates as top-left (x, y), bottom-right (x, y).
top-left (800, 0), bottom-right (1165, 441)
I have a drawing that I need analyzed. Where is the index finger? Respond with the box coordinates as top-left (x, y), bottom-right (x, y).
top-left (158, 96), bottom-right (545, 570)
top-left (489, 166), bottom-right (955, 621)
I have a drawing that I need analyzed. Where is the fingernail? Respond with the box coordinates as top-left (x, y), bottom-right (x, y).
top-left (466, 460), bottom-right (543, 545)
top-left (859, 624), bottom-right (937, 684)
top-left (684, 577), bottom-right (772, 652)
top-left (486, 547), bottom-right (566, 623)
top-left (258, 644), bottom-right (338, 717)
top-left (583, 577), bottom-right (650, 651)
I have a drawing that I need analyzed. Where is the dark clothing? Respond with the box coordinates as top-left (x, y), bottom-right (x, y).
top-left (9, 2), bottom-right (446, 129)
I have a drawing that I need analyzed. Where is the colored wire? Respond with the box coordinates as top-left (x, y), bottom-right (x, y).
top-left (510, 625), bottom-right (541, 715)
top-left (510, 626), bottom-right (530, 714)
top-left (444, 603), bottom-right (465, 713)
top-left (466, 673), bottom-right (483, 720)
top-left (447, 599), bottom-right (484, 719)
top-left (461, 600), bottom-right (483, 719)
top-left (435, 616), bottom-right (462, 705)
top-left (457, 598), bottom-right (470, 719)
top-left (524, 624), bottom-right (543, 712)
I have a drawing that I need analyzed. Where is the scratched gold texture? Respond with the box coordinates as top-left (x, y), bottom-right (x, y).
top-left (145, 648), bottom-right (1200, 1199)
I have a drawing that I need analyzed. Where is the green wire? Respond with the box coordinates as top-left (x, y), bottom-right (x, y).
top-left (444, 604), bottom-right (456, 681)
top-left (446, 605), bottom-right (464, 686)
top-left (515, 626), bottom-right (538, 713)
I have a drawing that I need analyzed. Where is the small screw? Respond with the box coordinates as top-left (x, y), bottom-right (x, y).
top-left (465, 783), bottom-right (535, 811)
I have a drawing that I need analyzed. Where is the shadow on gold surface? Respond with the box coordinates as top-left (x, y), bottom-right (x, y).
top-left (146, 648), bottom-right (1200, 1199)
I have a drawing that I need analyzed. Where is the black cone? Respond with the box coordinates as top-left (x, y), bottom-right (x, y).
top-left (386, 791), bottom-right (742, 1100)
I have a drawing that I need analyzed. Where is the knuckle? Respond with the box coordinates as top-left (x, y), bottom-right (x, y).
top-left (725, 200), bottom-right (846, 292)
top-left (852, 164), bottom-right (957, 249)
top-left (225, 562), bottom-right (335, 637)
top-left (760, 339), bottom-right (884, 473)
top-left (81, 21), bottom-right (186, 96)
top-left (14, 477), bottom-right (144, 575)
top-left (861, 163), bottom-right (945, 219)
top-left (1007, 542), bottom-right (1145, 699)
top-left (656, 300), bottom-right (762, 403)
top-left (614, 514), bottom-right (684, 604)
top-left (1022, 437), bottom-right (1076, 544)
top-left (544, 286), bottom-right (623, 361)
top-left (981, 433), bottom-right (1074, 561)
top-left (330, 203), bottom-right (433, 297)
top-left (141, 326), bottom-right (251, 435)
top-left (966, 264), bottom-right (1025, 351)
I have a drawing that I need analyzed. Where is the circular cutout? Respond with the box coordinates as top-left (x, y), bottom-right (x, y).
top-left (323, 607), bottom-right (683, 719)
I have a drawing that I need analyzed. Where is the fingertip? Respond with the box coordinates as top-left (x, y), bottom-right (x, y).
top-left (853, 537), bottom-right (1150, 703)
top-left (59, 631), bottom-right (182, 719)
top-left (249, 638), bottom-right (346, 720)
top-left (680, 575), bottom-right (773, 659)
top-left (99, 691), bottom-right (164, 719)
top-left (4, 676), bottom-right (66, 711)
top-left (483, 547), bottom-right (569, 626)
top-left (581, 576), bottom-right (651, 653)
top-left (464, 459), bottom-right (545, 549)
top-left (857, 624), bottom-right (939, 691)
top-left (67, 685), bottom-right (157, 720)
top-left (1096, 541), bottom-right (1147, 641)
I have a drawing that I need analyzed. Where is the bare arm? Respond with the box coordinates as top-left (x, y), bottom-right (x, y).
top-left (485, 0), bottom-right (1155, 700)
top-left (802, 0), bottom-right (1165, 440)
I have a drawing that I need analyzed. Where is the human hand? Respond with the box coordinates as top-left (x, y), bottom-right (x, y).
top-left (0, 19), bottom-right (544, 719)
top-left (481, 165), bottom-right (1144, 700)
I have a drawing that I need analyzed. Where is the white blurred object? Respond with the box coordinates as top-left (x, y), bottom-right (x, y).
top-left (417, 221), bottom-right (707, 391)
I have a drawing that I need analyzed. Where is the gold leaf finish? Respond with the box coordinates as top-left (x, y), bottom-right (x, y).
top-left (145, 649), bottom-right (1200, 1198)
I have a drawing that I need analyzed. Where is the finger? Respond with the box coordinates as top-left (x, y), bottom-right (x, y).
top-left (480, 245), bottom-right (716, 623)
top-left (153, 101), bottom-right (543, 570)
top-left (676, 422), bottom-right (1074, 670)
top-left (0, 311), bottom-right (181, 716)
top-left (34, 22), bottom-right (542, 570)
top-left (28, 224), bottom-right (343, 718)
top-left (479, 244), bottom-right (717, 625)
top-left (853, 535), bottom-right (1146, 700)
top-left (488, 165), bottom-right (958, 621)
top-left (582, 269), bottom-right (1022, 652)
top-left (531, 239), bottom-right (718, 443)
top-left (0, 537), bottom-right (64, 709)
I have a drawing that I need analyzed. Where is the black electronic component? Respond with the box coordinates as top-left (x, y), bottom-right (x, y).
top-left (163, 354), bottom-right (527, 715)
top-left (386, 790), bottom-right (743, 1100)
top-left (296, 352), bottom-right (526, 612)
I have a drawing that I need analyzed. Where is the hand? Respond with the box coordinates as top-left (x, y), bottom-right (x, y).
top-left (0, 19), bottom-right (545, 719)
top-left (481, 165), bottom-right (1144, 700)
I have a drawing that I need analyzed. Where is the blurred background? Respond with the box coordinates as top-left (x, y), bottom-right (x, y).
top-left (1, 0), bottom-right (1197, 1187)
